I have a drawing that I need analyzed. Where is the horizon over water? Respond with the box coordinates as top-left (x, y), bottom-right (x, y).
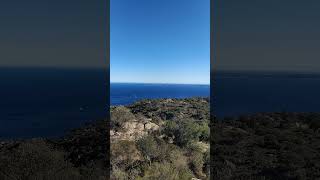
top-left (2, 67), bottom-right (320, 138)
top-left (110, 82), bottom-right (210, 106)
top-left (0, 67), bottom-right (107, 139)
top-left (110, 81), bottom-right (210, 85)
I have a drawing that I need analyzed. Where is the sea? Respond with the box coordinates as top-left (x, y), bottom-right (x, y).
top-left (0, 68), bottom-right (108, 139)
top-left (0, 68), bottom-right (209, 139)
top-left (110, 83), bottom-right (210, 105)
top-left (213, 71), bottom-right (320, 118)
top-left (2, 68), bottom-right (320, 139)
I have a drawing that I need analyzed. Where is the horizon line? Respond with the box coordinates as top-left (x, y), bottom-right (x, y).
top-left (110, 81), bottom-right (210, 85)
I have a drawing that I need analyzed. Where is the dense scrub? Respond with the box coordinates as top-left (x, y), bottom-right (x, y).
top-left (110, 98), bottom-right (210, 180)
top-left (213, 112), bottom-right (320, 180)
top-left (0, 120), bottom-right (108, 180)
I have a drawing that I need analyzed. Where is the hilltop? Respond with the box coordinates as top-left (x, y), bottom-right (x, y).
top-left (110, 97), bottom-right (210, 179)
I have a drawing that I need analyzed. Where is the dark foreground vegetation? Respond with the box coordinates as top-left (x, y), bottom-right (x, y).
top-left (110, 98), bottom-right (210, 179)
top-left (213, 112), bottom-right (320, 180)
top-left (0, 120), bottom-right (108, 180)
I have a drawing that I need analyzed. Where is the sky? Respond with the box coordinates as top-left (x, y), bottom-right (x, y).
top-left (215, 0), bottom-right (320, 73)
top-left (0, 0), bottom-right (106, 69)
top-left (110, 0), bottom-right (210, 84)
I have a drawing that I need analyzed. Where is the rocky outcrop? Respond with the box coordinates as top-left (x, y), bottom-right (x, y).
top-left (110, 118), bottom-right (160, 141)
top-left (110, 98), bottom-right (209, 142)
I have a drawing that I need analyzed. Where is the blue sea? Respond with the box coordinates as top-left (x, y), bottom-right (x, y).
top-left (214, 71), bottom-right (320, 118)
top-left (0, 68), bottom-right (108, 139)
top-left (111, 83), bottom-right (210, 106)
top-left (0, 68), bottom-right (209, 139)
top-left (2, 68), bottom-right (320, 139)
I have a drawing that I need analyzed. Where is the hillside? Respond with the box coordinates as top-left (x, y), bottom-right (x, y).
top-left (213, 112), bottom-right (320, 180)
top-left (110, 97), bottom-right (210, 179)
top-left (0, 97), bottom-right (210, 180)
top-left (1, 98), bottom-right (318, 179)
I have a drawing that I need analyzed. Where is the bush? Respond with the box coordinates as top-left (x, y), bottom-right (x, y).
top-left (198, 121), bottom-right (210, 142)
top-left (163, 119), bottom-right (205, 147)
top-left (168, 148), bottom-right (189, 170)
top-left (111, 140), bottom-right (141, 169)
top-left (0, 140), bottom-right (82, 180)
top-left (176, 119), bottom-right (203, 147)
top-left (151, 138), bottom-right (174, 162)
top-left (203, 150), bottom-right (210, 177)
top-left (189, 151), bottom-right (205, 178)
top-left (162, 120), bottom-right (178, 138)
top-left (111, 166), bottom-right (128, 180)
top-left (139, 162), bottom-right (193, 180)
top-left (136, 136), bottom-right (159, 163)
top-left (111, 106), bottom-right (136, 129)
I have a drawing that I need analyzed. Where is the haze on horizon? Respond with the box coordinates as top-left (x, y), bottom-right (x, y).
top-left (110, 0), bottom-right (210, 85)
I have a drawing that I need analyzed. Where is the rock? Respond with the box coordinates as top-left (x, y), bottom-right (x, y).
top-left (144, 122), bottom-right (159, 131)
top-left (123, 121), bottom-right (136, 129)
top-left (136, 123), bottom-right (145, 131)
top-left (144, 123), bottom-right (153, 130)
top-left (151, 124), bottom-right (159, 131)
top-left (110, 130), bottom-right (114, 136)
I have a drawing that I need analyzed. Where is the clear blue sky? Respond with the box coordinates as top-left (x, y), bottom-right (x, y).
top-left (110, 0), bottom-right (210, 84)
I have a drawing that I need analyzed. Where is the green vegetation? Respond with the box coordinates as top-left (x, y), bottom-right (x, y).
top-left (111, 98), bottom-right (210, 179)
top-left (0, 139), bottom-right (107, 180)
top-left (213, 112), bottom-right (320, 180)
top-left (0, 98), bottom-right (209, 180)
top-left (3, 98), bottom-right (320, 179)
top-left (0, 119), bottom-right (108, 180)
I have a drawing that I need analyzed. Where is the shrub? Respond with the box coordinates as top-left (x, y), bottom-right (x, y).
top-left (198, 121), bottom-right (210, 142)
top-left (139, 162), bottom-right (193, 180)
top-left (151, 138), bottom-right (174, 162)
top-left (136, 136), bottom-right (159, 163)
top-left (0, 140), bottom-right (82, 180)
top-left (163, 119), bottom-right (205, 147)
top-left (162, 120), bottom-right (178, 138)
top-left (111, 166), bottom-right (128, 180)
top-left (175, 119), bottom-right (203, 147)
top-left (111, 106), bottom-right (136, 129)
top-left (189, 151), bottom-right (205, 178)
top-left (111, 140), bottom-right (141, 169)
top-left (168, 148), bottom-right (189, 170)
top-left (203, 150), bottom-right (210, 177)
